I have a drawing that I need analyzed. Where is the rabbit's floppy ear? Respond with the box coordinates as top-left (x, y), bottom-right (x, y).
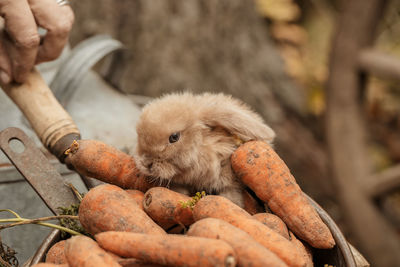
top-left (199, 94), bottom-right (276, 144)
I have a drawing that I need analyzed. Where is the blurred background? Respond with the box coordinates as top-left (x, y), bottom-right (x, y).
top-left (2, 0), bottom-right (400, 266)
top-left (67, 0), bottom-right (400, 265)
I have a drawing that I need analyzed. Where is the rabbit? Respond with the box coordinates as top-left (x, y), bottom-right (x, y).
top-left (134, 92), bottom-right (275, 207)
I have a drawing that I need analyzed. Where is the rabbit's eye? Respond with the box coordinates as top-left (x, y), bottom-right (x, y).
top-left (169, 132), bottom-right (180, 143)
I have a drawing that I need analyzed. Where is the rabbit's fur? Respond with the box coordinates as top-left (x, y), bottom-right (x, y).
top-left (135, 92), bottom-right (275, 207)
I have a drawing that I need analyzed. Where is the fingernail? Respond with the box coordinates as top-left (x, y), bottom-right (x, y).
top-left (0, 70), bottom-right (11, 84)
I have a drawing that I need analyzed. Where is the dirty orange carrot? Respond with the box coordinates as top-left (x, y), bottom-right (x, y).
top-left (143, 187), bottom-right (194, 229)
top-left (64, 235), bottom-right (121, 267)
top-left (79, 184), bottom-right (166, 236)
top-left (45, 240), bottom-right (67, 265)
top-left (289, 231), bottom-right (314, 267)
top-left (105, 251), bottom-right (164, 267)
top-left (88, 250), bottom-right (162, 267)
top-left (105, 250), bottom-right (122, 261)
top-left (187, 218), bottom-right (288, 267)
top-left (117, 258), bottom-right (165, 267)
top-left (64, 139), bottom-right (154, 192)
top-left (31, 264), bottom-right (68, 267)
top-left (242, 190), bottom-right (264, 215)
top-left (231, 141), bottom-right (335, 249)
top-left (193, 195), bottom-right (306, 267)
top-left (253, 213), bottom-right (290, 240)
top-left (126, 189), bottom-right (145, 209)
top-left (95, 231), bottom-right (236, 267)
top-left (101, 251), bottom-right (164, 267)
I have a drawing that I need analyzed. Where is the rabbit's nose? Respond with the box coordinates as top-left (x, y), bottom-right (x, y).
top-left (147, 162), bottom-right (153, 170)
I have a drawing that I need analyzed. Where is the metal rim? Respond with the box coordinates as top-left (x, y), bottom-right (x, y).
top-left (29, 229), bottom-right (61, 266)
top-left (306, 194), bottom-right (357, 267)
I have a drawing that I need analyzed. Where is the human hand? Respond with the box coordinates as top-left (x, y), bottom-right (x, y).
top-left (0, 0), bottom-right (74, 84)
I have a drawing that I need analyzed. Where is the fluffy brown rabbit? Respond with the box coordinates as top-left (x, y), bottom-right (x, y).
top-left (135, 92), bottom-right (275, 207)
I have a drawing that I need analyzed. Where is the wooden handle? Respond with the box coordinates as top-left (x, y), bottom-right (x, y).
top-left (1, 68), bottom-right (80, 153)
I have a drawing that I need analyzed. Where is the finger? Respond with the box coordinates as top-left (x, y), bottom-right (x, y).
top-left (0, 19), bottom-right (11, 85)
top-left (0, 0), bottom-right (40, 83)
top-left (29, 0), bottom-right (74, 63)
top-left (0, 33), bottom-right (12, 85)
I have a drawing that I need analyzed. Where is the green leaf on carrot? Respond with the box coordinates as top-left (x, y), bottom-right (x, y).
top-left (180, 191), bottom-right (206, 210)
top-left (58, 202), bottom-right (90, 238)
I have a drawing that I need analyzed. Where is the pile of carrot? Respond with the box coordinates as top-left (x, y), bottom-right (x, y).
top-left (32, 139), bottom-right (337, 267)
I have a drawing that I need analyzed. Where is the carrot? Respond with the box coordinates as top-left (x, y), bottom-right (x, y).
top-left (187, 218), bottom-right (288, 267)
top-left (193, 195), bottom-right (306, 267)
top-left (101, 250), bottom-right (164, 267)
top-left (289, 231), bottom-right (314, 267)
top-left (30, 264), bottom-right (68, 267)
top-left (253, 213), bottom-right (290, 240)
top-left (95, 251), bottom-right (155, 267)
top-left (106, 250), bottom-right (122, 261)
top-left (95, 231), bottom-right (236, 267)
top-left (143, 187), bottom-right (194, 229)
top-left (79, 184), bottom-right (166, 236)
top-left (242, 190), bottom-right (264, 215)
top-left (64, 235), bottom-right (121, 267)
top-left (64, 140), bottom-right (154, 192)
top-left (45, 240), bottom-right (67, 264)
top-left (117, 258), bottom-right (165, 267)
top-left (231, 141), bottom-right (335, 249)
top-left (126, 189), bottom-right (145, 209)
top-left (106, 251), bottom-right (164, 267)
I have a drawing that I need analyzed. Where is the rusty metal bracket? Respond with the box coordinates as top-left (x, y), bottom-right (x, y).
top-left (0, 127), bottom-right (78, 215)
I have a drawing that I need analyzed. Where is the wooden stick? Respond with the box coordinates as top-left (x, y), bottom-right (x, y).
top-left (1, 68), bottom-right (80, 154)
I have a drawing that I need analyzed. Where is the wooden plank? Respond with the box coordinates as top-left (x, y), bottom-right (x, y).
top-left (358, 49), bottom-right (400, 81)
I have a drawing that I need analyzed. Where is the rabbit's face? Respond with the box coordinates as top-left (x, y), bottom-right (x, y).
top-left (135, 97), bottom-right (206, 182)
